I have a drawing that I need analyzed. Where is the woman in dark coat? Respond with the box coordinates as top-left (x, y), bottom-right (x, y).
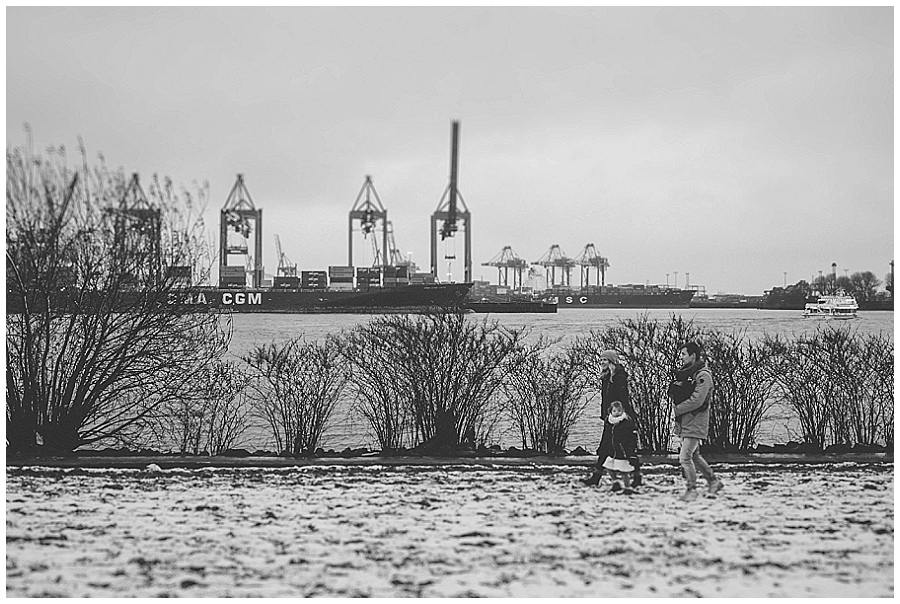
top-left (581, 349), bottom-right (643, 487)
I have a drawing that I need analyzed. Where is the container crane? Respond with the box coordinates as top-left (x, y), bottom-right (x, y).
top-left (482, 246), bottom-right (528, 290)
top-left (385, 221), bottom-right (409, 267)
top-left (574, 243), bottom-right (610, 287)
top-left (348, 175), bottom-right (388, 268)
top-left (106, 173), bottom-right (162, 284)
top-left (274, 235), bottom-right (297, 277)
top-left (533, 244), bottom-right (576, 288)
top-left (368, 229), bottom-right (384, 268)
top-left (430, 120), bottom-right (472, 282)
top-left (219, 174), bottom-right (263, 288)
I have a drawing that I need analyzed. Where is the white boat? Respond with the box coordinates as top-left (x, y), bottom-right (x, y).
top-left (802, 290), bottom-right (859, 319)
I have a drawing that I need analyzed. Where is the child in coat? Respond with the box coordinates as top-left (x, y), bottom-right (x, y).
top-left (601, 401), bottom-right (638, 495)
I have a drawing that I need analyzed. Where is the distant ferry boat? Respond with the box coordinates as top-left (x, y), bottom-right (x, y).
top-left (802, 290), bottom-right (859, 319)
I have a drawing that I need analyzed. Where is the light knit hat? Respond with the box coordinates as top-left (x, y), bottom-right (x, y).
top-left (599, 350), bottom-right (619, 364)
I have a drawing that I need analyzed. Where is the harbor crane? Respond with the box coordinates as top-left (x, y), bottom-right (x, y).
top-left (348, 175), bottom-right (388, 268)
top-left (385, 221), bottom-right (410, 267)
top-left (106, 173), bottom-right (162, 284)
top-left (430, 120), bottom-right (472, 282)
top-left (219, 174), bottom-right (263, 288)
top-left (274, 235), bottom-right (297, 277)
top-left (365, 220), bottom-right (410, 268)
top-left (533, 244), bottom-right (576, 288)
top-left (367, 229), bottom-right (385, 268)
top-left (482, 246), bottom-right (528, 290)
top-left (574, 243), bottom-right (610, 287)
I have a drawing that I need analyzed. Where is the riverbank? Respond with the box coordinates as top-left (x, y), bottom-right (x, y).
top-left (6, 450), bottom-right (892, 470)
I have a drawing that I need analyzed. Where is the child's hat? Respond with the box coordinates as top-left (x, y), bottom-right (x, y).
top-left (599, 350), bottom-right (619, 363)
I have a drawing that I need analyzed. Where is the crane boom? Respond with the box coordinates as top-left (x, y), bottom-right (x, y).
top-left (441, 121), bottom-right (460, 239)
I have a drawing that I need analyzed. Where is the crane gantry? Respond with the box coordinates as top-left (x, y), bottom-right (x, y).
top-left (219, 174), bottom-right (263, 288)
top-left (385, 220), bottom-right (411, 267)
top-left (272, 234), bottom-right (300, 288)
top-left (533, 244), bottom-right (576, 288)
top-left (482, 246), bottom-right (528, 290)
top-left (348, 175), bottom-right (389, 268)
top-left (430, 120), bottom-right (472, 282)
top-left (107, 173), bottom-right (162, 285)
top-left (574, 243), bottom-right (610, 287)
top-left (274, 235), bottom-right (297, 276)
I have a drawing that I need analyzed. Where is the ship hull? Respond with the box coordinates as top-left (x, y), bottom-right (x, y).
top-left (8, 283), bottom-right (474, 314)
top-left (184, 283), bottom-right (473, 313)
top-left (541, 289), bottom-right (694, 309)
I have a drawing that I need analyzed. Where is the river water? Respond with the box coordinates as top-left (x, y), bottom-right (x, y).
top-left (223, 309), bottom-right (893, 451)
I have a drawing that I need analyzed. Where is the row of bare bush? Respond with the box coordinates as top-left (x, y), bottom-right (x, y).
top-left (765, 328), bottom-right (894, 448)
top-left (129, 313), bottom-right (893, 456)
top-left (575, 317), bottom-right (893, 451)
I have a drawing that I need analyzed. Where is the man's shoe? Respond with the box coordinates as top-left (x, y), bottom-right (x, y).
top-left (580, 472), bottom-right (601, 486)
top-left (680, 488), bottom-right (699, 502)
top-left (708, 478), bottom-right (724, 497)
top-left (622, 487), bottom-right (635, 495)
top-left (611, 480), bottom-right (623, 492)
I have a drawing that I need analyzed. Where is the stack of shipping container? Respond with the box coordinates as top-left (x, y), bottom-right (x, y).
top-left (355, 267), bottom-right (382, 290)
top-left (328, 266), bottom-right (354, 291)
top-left (219, 265), bottom-right (247, 288)
top-left (382, 265), bottom-right (410, 288)
top-left (219, 264), bottom-right (432, 291)
top-left (274, 275), bottom-right (300, 288)
top-left (301, 270), bottom-right (328, 290)
top-left (410, 271), bottom-right (436, 285)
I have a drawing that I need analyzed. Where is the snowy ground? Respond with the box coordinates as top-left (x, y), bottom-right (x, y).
top-left (6, 461), bottom-right (893, 597)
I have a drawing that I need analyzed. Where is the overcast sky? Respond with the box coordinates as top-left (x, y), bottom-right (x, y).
top-left (7, 6), bottom-right (894, 294)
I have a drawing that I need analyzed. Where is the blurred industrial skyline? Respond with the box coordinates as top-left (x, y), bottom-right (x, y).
top-left (6, 7), bottom-right (893, 295)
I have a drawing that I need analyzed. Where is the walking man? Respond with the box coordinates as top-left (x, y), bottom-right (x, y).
top-left (673, 341), bottom-right (724, 501)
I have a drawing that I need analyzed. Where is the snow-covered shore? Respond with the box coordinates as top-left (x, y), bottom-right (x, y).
top-left (6, 461), bottom-right (893, 597)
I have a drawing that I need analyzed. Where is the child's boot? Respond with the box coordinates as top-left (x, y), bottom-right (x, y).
top-left (580, 469), bottom-right (602, 486)
top-left (610, 472), bottom-right (623, 492)
top-left (629, 457), bottom-right (642, 487)
top-left (622, 473), bottom-right (635, 495)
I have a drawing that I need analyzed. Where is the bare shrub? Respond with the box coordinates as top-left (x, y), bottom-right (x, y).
top-left (6, 143), bottom-right (230, 455)
top-left (341, 319), bottom-right (411, 451)
top-left (343, 312), bottom-right (526, 453)
top-left (574, 313), bottom-right (704, 452)
top-left (148, 360), bottom-right (250, 455)
top-left (824, 328), bottom-right (894, 447)
top-left (767, 325), bottom-right (893, 448)
top-left (859, 332), bottom-right (894, 447)
top-left (765, 332), bottom-right (830, 447)
top-left (243, 336), bottom-right (349, 456)
top-left (703, 330), bottom-right (781, 450)
top-left (503, 338), bottom-right (594, 453)
top-left (823, 327), bottom-right (864, 446)
top-left (837, 331), bottom-right (894, 447)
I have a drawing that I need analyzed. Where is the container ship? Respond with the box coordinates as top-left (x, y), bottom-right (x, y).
top-left (200, 265), bottom-right (473, 313)
top-left (538, 284), bottom-right (694, 308)
top-left (199, 265), bottom-right (551, 314)
top-left (6, 266), bottom-right (473, 315)
top-left (181, 283), bottom-right (473, 314)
